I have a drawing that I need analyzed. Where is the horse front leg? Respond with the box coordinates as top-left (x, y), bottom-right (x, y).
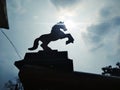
top-left (28, 37), bottom-right (40, 50)
top-left (65, 34), bottom-right (74, 45)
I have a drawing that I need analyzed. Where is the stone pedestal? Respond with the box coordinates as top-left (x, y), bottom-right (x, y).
top-left (14, 50), bottom-right (120, 90)
top-left (15, 50), bottom-right (73, 72)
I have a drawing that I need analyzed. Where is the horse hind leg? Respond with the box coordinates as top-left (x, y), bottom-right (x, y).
top-left (40, 41), bottom-right (52, 51)
top-left (28, 38), bottom-right (40, 50)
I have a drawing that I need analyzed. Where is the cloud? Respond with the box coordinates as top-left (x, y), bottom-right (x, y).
top-left (107, 48), bottom-right (120, 62)
top-left (82, 4), bottom-right (120, 53)
top-left (50, 0), bottom-right (80, 9)
top-left (7, 0), bottom-right (27, 14)
top-left (83, 16), bottom-right (120, 47)
top-left (100, 7), bottom-right (112, 18)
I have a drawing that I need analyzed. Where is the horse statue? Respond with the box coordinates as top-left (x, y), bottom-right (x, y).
top-left (28, 21), bottom-right (74, 51)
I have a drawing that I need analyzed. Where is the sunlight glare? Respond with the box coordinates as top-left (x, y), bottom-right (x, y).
top-left (57, 10), bottom-right (90, 34)
top-left (57, 10), bottom-right (76, 30)
top-left (65, 20), bottom-right (76, 29)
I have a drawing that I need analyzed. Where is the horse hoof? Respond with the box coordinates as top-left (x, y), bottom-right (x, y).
top-left (28, 47), bottom-right (36, 50)
top-left (66, 40), bottom-right (74, 45)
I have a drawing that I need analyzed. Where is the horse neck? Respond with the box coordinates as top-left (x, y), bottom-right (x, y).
top-left (52, 25), bottom-right (61, 30)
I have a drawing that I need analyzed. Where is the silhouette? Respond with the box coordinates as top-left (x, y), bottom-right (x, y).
top-left (4, 78), bottom-right (23, 90)
top-left (116, 62), bottom-right (120, 68)
top-left (14, 21), bottom-right (120, 90)
top-left (15, 50), bottom-right (120, 90)
top-left (28, 21), bottom-right (74, 51)
top-left (102, 62), bottom-right (120, 77)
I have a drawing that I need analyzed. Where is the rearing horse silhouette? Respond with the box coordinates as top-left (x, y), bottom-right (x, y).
top-left (28, 21), bottom-right (74, 51)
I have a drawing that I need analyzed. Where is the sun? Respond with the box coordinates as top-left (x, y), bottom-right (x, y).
top-left (57, 11), bottom-right (77, 30)
top-left (58, 16), bottom-right (76, 28)
top-left (65, 20), bottom-right (76, 29)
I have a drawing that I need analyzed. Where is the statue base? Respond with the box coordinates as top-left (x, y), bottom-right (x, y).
top-left (14, 50), bottom-right (120, 90)
top-left (15, 50), bottom-right (73, 72)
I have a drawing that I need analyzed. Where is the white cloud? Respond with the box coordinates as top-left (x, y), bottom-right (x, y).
top-left (7, 0), bottom-right (27, 14)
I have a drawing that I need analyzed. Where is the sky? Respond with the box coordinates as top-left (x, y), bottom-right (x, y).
top-left (0, 0), bottom-right (120, 89)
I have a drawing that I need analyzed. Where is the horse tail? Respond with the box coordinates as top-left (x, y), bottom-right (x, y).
top-left (28, 37), bottom-right (40, 50)
top-left (28, 34), bottom-right (50, 50)
top-left (39, 35), bottom-right (45, 42)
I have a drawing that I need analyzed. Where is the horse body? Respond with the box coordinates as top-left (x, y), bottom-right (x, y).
top-left (28, 22), bottom-right (74, 51)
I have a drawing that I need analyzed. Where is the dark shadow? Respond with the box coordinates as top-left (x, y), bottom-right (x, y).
top-left (15, 50), bottom-right (120, 90)
top-left (28, 21), bottom-right (74, 51)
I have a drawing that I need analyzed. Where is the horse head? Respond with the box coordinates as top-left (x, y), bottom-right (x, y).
top-left (57, 21), bottom-right (67, 31)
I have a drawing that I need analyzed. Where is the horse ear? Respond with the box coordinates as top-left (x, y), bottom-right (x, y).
top-left (57, 21), bottom-right (64, 25)
top-left (59, 21), bottom-right (64, 23)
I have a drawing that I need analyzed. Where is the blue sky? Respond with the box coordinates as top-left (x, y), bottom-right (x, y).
top-left (0, 0), bottom-right (120, 89)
